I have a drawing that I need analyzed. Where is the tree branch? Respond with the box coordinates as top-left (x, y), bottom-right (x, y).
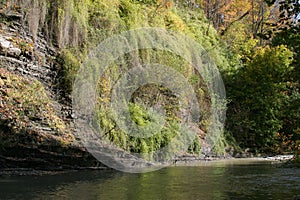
top-left (221, 10), bottom-right (251, 36)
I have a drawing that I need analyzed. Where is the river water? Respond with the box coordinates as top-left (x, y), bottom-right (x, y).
top-left (1, 159), bottom-right (300, 200)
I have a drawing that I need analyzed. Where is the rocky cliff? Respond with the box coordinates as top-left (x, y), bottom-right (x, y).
top-left (0, 0), bottom-right (233, 171)
top-left (0, 4), bottom-right (107, 170)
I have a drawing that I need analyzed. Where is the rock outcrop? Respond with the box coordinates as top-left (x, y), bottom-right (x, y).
top-left (0, 7), bottom-right (108, 170)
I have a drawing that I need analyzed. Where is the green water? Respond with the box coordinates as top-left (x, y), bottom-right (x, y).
top-left (1, 161), bottom-right (300, 200)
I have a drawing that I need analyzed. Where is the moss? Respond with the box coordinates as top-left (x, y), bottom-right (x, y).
top-left (129, 103), bottom-right (152, 127)
top-left (57, 48), bottom-right (82, 93)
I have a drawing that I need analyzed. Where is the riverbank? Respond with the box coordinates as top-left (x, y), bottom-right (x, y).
top-left (1, 155), bottom-right (296, 176)
top-left (173, 154), bottom-right (295, 166)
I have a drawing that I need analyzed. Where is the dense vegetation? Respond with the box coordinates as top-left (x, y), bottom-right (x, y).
top-left (0, 0), bottom-right (299, 160)
top-left (214, 0), bottom-right (300, 154)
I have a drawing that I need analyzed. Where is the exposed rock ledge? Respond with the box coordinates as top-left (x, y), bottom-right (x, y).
top-left (0, 9), bottom-right (105, 171)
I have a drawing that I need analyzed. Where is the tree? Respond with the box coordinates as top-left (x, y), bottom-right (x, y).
top-left (266, 0), bottom-right (300, 152)
top-left (225, 45), bottom-right (294, 152)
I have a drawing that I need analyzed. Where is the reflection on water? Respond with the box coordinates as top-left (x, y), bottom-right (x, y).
top-left (1, 161), bottom-right (300, 200)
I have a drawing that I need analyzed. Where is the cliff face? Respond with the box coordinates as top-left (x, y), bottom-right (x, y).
top-left (0, 0), bottom-right (232, 170)
top-left (0, 2), bottom-right (106, 170)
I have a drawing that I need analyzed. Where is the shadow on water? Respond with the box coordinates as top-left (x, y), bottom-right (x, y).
top-left (1, 161), bottom-right (300, 200)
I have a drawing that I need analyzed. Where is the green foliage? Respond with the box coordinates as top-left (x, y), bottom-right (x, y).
top-left (0, 0), bottom-right (234, 157)
top-left (95, 101), bottom-right (186, 159)
top-left (94, 56), bottom-right (211, 159)
top-left (226, 45), bottom-right (294, 152)
top-left (81, 0), bottom-right (232, 158)
top-left (276, 82), bottom-right (300, 153)
top-left (5, 0), bottom-right (300, 157)
top-left (129, 103), bottom-right (151, 127)
top-left (272, 28), bottom-right (300, 84)
top-left (212, 132), bottom-right (228, 156)
top-left (268, 11), bottom-right (300, 153)
top-left (57, 49), bottom-right (82, 93)
top-left (188, 136), bottom-right (201, 155)
top-left (95, 81), bottom-right (186, 158)
top-left (88, 0), bottom-right (125, 41)
top-left (177, 7), bottom-right (232, 71)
